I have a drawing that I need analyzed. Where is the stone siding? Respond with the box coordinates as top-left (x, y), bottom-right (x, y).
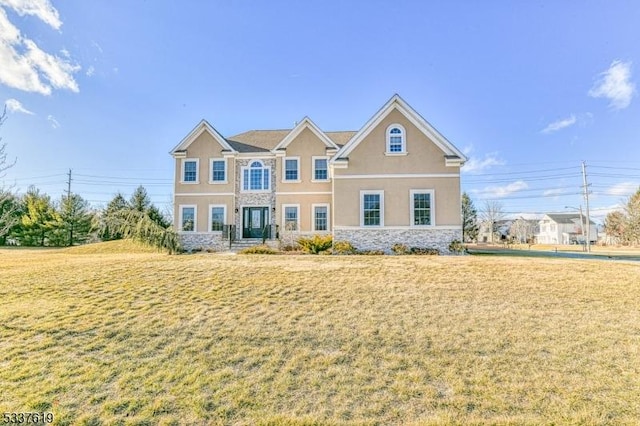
top-left (180, 232), bottom-right (229, 251)
top-left (333, 228), bottom-right (462, 254)
top-left (234, 158), bottom-right (277, 240)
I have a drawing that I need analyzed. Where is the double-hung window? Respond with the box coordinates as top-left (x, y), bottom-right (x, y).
top-left (313, 157), bottom-right (329, 181)
top-left (410, 190), bottom-right (434, 226)
top-left (210, 205), bottom-right (225, 232)
top-left (211, 159), bottom-right (226, 183)
top-left (313, 204), bottom-right (329, 231)
top-left (283, 205), bottom-right (299, 231)
top-left (361, 191), bottom-right (384, 227)
top-left (180, 206), bottom-right (196, 231)
top-left (182, 159), bottom-right (198, 183)
top-left (283, 157), bottom-right (299, 182)
top-left (242, 160), bottom-right (270, 191)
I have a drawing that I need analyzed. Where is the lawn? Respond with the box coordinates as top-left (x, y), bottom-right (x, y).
top-left (1, 241), bottom-right (640, 425)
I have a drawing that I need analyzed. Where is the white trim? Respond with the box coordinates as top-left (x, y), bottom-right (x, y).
top-left (333, 173), bottom-right (459, 179)
top-left (180, 158), bottom-right (199, 184)
top-left (410, 189), bottom-right (435, 227)
top-left (386, 123), bottom-right (406, 154)
top-left (241, 159), bottom-right (271, 192)
top-left (209, 158), bottom-right (228, 184)
top-left (175, 192), bottom-right (235, 196)
top-left (208, 204), bottom-right (227, 232)
top-left (275, 191), bottom-right (332, 195)
top-left (311, 156), bottom-right (330, 182)
top-left (282, 156), bottom-right (301, 182)
top-left (273, 117), bottom-right (340, 151)
top-left (333, 225), bottom-right (460, 230)
top-left (281, 204), bottom-right (300, 231)
top-left (178, 204), bottom-right (197, 232)
top-left (332, 94), bottom-right (467, 164)
top-left (312, 203), bottom-right (330, 232)
top-left (360, 190), bottom-right (384, 227)
top-left (170, 119), bottom-right (236, 154)
top-left (236, 153), bottom-right (276, 158)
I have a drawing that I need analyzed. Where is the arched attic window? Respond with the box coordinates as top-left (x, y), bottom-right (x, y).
top-left (386, 124), bottom-right (406, 154)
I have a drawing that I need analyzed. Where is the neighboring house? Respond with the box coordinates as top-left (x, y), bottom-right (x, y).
top-left (478, 219), bottom-right (512, 243)
top-left (170, 94), bottom-right (467, 252)
top-left (509, 216), bottom-right (540, 244)
top-left (536, 213), bottom-right (597, 245)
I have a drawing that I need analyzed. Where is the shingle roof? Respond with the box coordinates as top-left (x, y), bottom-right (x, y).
top-left (226, 129), bottom-right (356, 153)
top-left (546, 213), bottom-right (596, 225)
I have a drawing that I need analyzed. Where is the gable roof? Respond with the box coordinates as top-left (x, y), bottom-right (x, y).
top-left (227, 129), bottom-right (356, 153)
top-left (170, 119), bottom-right (236, 155)
top-left (333, 94), bottom-right (468, 162)
top-left (544, 213), bottom-right (596, 225)
top-left (273, 117), bottom-right (340, 151)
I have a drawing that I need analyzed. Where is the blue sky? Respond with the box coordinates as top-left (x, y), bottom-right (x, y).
top-left (1, 0), bottom-right (639, 222)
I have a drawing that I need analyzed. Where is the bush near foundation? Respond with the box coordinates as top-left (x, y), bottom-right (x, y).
top-left (332, 240), bottom-right (357, 255)
top-left (239, 245), bottom-right (279, 254)
top-left (297, 234), bottom-right (333, 254)
top-left (409, 247), bottom-right (440, 255)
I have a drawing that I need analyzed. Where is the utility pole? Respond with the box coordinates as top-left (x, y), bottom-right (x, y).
top-left (581, 161), bottom-right (592, 253)
top-left (65, 169), bottom-right (73, 246)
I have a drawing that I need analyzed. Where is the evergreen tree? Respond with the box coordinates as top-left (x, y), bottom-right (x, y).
top-left (99, 192), bottom-right (128, 240)
top-left (15, 186), bottom-right (59, 246)
top-left (129, 185), bottom-right (151, 212)
top-left (461, 192), bottom-right (479, 242)
top-left (624, 187), bottom-right (640, 245)
top-left (58, 193), bottom-right (94, 246)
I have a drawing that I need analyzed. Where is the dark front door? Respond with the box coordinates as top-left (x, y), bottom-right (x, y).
top-left (243, 207), bottom-right (268, 238)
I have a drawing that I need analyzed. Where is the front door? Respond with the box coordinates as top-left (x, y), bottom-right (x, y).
top-left (242, 207), bottom-right (269, 238)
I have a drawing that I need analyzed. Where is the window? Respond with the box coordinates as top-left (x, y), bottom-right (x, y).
top-left (313, 204), bottom-right (329, 231)
top-left (209, 205), bottom-right (225, 232)
top-left (182, 159), bottom-right (199, 183)
top-left (386, 124), bottom-right (406, 154)
top-left (284, 157), bottom-right (299, 181)
top-left (313, 157), bottom-right (328, 181)
top-left (283, 205), bottom-right (299, 231)
top-left (180, 206), bottom-right (196, 231)
top-left (361, 191), bottom-right (384, 227)
top-left (242, 160), bottom-right (270, 191)
top-left (211, 159), bottom-right (226, 183)
top-left (410, 190), bottom-right (434, 226)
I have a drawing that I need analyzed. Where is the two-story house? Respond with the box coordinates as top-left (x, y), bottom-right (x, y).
top-left (170, 95), bottom-right (467, 253)
top-left (536, 213), bottom-right (597, 245)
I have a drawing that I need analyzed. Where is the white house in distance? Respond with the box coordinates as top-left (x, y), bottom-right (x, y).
top-left (536, 213), bottom-right (597, 245)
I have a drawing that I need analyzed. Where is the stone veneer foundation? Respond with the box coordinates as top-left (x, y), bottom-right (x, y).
top-left (333, 228), bottom-right (462, 254)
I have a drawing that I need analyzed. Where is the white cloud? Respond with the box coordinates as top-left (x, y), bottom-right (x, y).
top-left (543, 188), bottom-right (566, 197)
top-left (0, 2), bottom-right (80, 95)
top-left (5, 98), bottom-right (33, 114)
top-left (588, 60), bottom-right (636, 109)
top-left (541, 114), bottom-right (577, 133)
top-left (606, 182), bottom-right (639, 196)
top-left (47, 114), bottom-right (59, 128)
top-left (462, 153), bottom-right (505, 173)
top-left (86, 65), bottom-right (95, 77)
top-left (480, 180), bottom-right (528, 198)
top-left (0, 0), bottom-right (61, 29)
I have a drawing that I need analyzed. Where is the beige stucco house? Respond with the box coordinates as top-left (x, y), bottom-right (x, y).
top-left (170, 95), bottom-right (467, 252)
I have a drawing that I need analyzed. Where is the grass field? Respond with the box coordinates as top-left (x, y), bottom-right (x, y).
top-left (2, 241), bottom-right (640, 425)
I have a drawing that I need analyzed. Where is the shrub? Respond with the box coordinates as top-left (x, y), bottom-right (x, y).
top-left (448, 239), bottom-right (465, 254)
top-left (391, 243), bottom-right (410, 255)
top-left (357, 249), bottom-right (386, 255)
top-left (239, 245), bottom-right (279, 255)
top-left (297, 234), bottom-right (333, 254)
top-left (332, 240), bottom-right (357, 255)
top-left (410, 247), bottom-right (440, 255)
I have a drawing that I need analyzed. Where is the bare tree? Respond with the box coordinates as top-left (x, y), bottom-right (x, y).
top-left (481, 200), bottom-right (505, 244)
top-left (0, 107), bottom-right (19, 243)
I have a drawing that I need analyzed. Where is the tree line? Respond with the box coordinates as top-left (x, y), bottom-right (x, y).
top-left (603, 188), bottom-right (640, 246)
top-left (0, 185), bottom-right (178, 252)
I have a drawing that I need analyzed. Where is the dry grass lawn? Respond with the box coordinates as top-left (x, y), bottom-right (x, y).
top-left (1, 241), bottom-right (640, 425)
